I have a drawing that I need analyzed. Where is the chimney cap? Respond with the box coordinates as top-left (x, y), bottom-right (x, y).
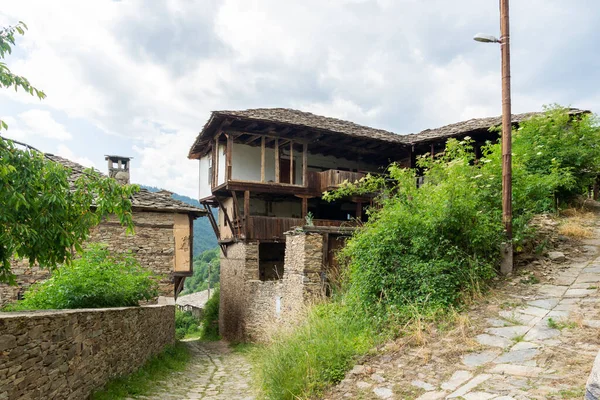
top-left (105, 155), bottom-right (133, 160)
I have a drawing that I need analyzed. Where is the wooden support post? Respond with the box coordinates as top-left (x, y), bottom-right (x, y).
top-left (302, 143), bottom-right (308, 187)
top-left (410, 145), bottom-right (416, 168)
top-left (244, 190), bottom-right (250, 239)
top-left (289, 141), bottom-right (294, 184)
top-left (261, 136), bottom-right (265, 182)
top-left (213, 136), bottom-right (220, 187)
top-left (356, 202), bottom-right (362, 220)
top-left (226, 134), bottom-right (232, 181)
top-left (430, 143), bottom-right (435, 160)
top-left (215, 196), bottom-right (234, 232)
top-left (231, 191), bottom-right (241, 237)
top-left (275, 138), bottom-right (280, 183)
top-left (302, 197), bottom-right (308, 219)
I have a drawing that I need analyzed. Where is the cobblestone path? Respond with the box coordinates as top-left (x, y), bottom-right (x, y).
top-left (140, 340), bottom-right (254, 400)
top-left (328, 222), bottom-right (600, 399)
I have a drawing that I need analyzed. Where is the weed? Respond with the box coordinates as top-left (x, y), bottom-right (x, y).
top-left (92, 342), bottom-right (190, 399)
top-left (547, 317), bottom-right (578, 330)
top-left (558, 386), bottom-right (586, 399)
top-left (512, 334), bottom-right (525, 343)
top-left (559, 221), bottom-right (594, 238)
top-left (520, 274), bottom-right (540, 285)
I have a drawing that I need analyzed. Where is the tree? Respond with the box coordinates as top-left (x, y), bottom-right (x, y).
top-left (0, 22), bottom-right (138, 283)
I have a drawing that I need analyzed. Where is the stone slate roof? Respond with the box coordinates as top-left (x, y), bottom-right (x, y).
top-left (190, 107), bottom-right (589, 157)
top-left (45, 154), bottom-right (205, 216)
top-left (402, 108), bottom-right (589, 145)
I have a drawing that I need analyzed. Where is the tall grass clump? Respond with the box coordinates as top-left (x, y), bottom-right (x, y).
top-left (252, 106), bottom-right (600, 399)
top-left (254, 301), bottom-right (375, 400)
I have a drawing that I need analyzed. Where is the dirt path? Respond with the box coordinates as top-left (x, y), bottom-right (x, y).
top-left (327, 215), bottom-right (600, 400)
top-left (139, 340), bottom-right (254, 400)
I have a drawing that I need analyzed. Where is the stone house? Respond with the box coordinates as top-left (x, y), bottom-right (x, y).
top-left (0, 151), bottom-right (206, 307)
top-left (188, 107), bottom-right (586, 341)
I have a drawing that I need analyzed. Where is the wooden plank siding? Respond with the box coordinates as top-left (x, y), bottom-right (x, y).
top-left (245, 216), bottom-right (352, 241)
top-left (319, 170), bottom-right (366, 192)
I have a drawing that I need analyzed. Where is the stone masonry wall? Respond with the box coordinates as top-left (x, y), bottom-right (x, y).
top-left (0, 211), bottom-right (180, 307)
top-left (219, 232), bottom-right (326, 341)
top-left (0, 305), bottom-right (175, 399)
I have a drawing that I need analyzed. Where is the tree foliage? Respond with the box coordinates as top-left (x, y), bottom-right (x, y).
top-left (0, 22), bottom-right (138, 283)
top-left (4, 244), bottom-right (159, 310)
top-left (181, 248), bottom-right (220, 295)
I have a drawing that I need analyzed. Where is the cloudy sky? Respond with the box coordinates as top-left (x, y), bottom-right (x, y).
top-left (1, 1), bottom-right (599, 197)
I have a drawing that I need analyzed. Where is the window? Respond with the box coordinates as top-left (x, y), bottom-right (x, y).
top-left (259, 242), bottom-right (285, 281)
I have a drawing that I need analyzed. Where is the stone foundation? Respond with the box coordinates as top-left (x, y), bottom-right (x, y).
top-left (219, 231), bottom-right (329, 341)
top-left (1, 211), bottom-right (185, 307)
top-left (0, 305), bottom-right (175, 399)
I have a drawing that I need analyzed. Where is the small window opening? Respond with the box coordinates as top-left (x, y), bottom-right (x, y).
top-left (259, 242), bottom-right (285, 281)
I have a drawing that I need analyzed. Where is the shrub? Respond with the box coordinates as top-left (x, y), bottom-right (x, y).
top-left (5, 244), bottom-right (158, 311)
top-left (175, 310), bottom-right (201, 340)
top-left (199, 288), bottom-right (220, 340)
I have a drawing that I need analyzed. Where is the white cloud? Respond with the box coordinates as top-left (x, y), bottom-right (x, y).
top-left (18, 109), bottom-right (72, 140)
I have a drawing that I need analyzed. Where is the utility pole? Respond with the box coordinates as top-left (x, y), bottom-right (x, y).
top-left (473, 0), bottom-right (513, 274)
top-left (499, 0), bottom-right (513, 275)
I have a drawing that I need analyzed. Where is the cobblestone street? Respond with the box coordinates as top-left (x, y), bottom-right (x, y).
top-left (139, 341), bottom-right (254, 400)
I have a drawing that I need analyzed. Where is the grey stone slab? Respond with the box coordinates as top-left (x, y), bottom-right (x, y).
top-left (485, 326), bottom-right (529, 339)
top-left (462, 351), bottom-right (499, 367)
top-left (584, 320), bottom-right (600, 328)
top-left (519, 306), bottom-right (549, 318)
top-left (373, 387), bottom-right (393, 399)
top-left (447, 374), bottom-right (492, 398)
top-left (572, 283), bottom-right (595, 289)
top-left (548, 251), bottom-right (566, 262)
top-left (476, 334), bottom-right (513, 349)
top-left (494, 348), bottom-right (539, 364)
top-left (538, 285), bottom-right (569, 297)
top-left (488, 364), bottom-right (544, 377)
top-left (553, 276), bottom-right (577, 285)
top-left (498, 310), bottom-right (536, 325)
top-left (565, 288), bottom-right (596, 297)
top-left (524, 325), bottom-right (560, 341)
top-left (584, 266), bottom-right (600, 273)
top-left (463, 392), bottom-right (497, 400)
top-left (441, 370), bottom-right (473, 391)
top-left (486, 318), bottom-right (509, 327)
top-left (527, 298), bottom-right (560, 310)
top-left (511, 341), bottom-right (540, 351)
top-left (546, 310), bottom-right (570, 318)
top-left (576, 274), bottom-right (600, 283)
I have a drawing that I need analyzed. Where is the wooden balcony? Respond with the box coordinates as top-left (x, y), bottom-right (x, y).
top-left (245, 216), bottom-right (356, 241)
top-left (318, 170), bottom-right (366, 192)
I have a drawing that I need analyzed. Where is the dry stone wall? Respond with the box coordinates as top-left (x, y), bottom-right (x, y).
top-left (219, 232), bottom-right (327, 341)
top-left (0, 305), bottom-right (174, 399)
top-left (0, 211), bottom-right (182, 307)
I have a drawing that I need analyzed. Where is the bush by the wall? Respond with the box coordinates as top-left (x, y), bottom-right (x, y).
top-left (199, 288), bottom-right (220, 340)
top-left (4, 244), bottom-right (158, 311)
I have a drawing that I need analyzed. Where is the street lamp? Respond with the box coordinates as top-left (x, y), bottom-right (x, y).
top-left (474, 0), bottom-right (513, 275)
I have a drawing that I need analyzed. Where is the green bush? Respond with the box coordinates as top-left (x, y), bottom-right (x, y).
top-left (181, 247), bottom-right (220, 295)
top-left (254, 302), bottom-right (374, 400)
top-left (4, 244), bottom-right (158, 311)
top-left (199, 288), bottom-right (220, 340)
top-left (175, 310), bottom-right (201, 340)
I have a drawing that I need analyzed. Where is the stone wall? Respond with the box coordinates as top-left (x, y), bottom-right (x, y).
top-left (0, 305), bottom-right (175, 399)
top-left (219, 232), bottom-right (327, 341)
top-left (1, 211), bottom-right (182, 307)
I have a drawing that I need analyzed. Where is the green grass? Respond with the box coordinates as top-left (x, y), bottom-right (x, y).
top-left (547, 317), bottom-right (578, 330)
top-left (558, 386), bottom-right (586, 399)
top-left (251, 302), bottom-right (375, 400)
top-left (92, 342), bottom-right (191, 400)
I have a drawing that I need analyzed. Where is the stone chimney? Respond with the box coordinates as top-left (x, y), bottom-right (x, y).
top-left (105, 155), bottom-right (132, 185)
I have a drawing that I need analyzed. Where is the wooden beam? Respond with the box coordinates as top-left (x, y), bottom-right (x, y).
top-left (431, 143), bottom-right (435, 160)
top-left (289, 141), bottom-right (294, 184)
top-left (302, 143), bottom-right (308, 187)
top-left (275, 138), bottom-right (280, 183)
top-left (215, 196), bottom-right (234, 234)
top-left (244, 134), bottom-right (262, 145)
top-left (244, 190), bottom-right (250, 239)
top-left (261, 136), bottom-right (266, 182)
top-left (226, 134), bottom-right (233, 181)
top-left (212, 137), bottom-right (218, 187)
top-left (220, 129), bottom-right (309, 144)
top-left (356, 202), bottom-right (362, 220)
top-left (301, 197), bottom-right (308, 219)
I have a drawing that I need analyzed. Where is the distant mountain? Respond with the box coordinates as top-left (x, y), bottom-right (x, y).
top-left (142, 186), bottom-right (218, 256)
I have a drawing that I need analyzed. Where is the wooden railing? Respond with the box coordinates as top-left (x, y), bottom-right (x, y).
top-left (318, 170), bottom-right (366, 192)
top-left (245, 216), bottom-right (349, 240)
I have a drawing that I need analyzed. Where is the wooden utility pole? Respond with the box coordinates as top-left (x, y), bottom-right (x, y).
top-left (500, 0), bottom-right (513, 274)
